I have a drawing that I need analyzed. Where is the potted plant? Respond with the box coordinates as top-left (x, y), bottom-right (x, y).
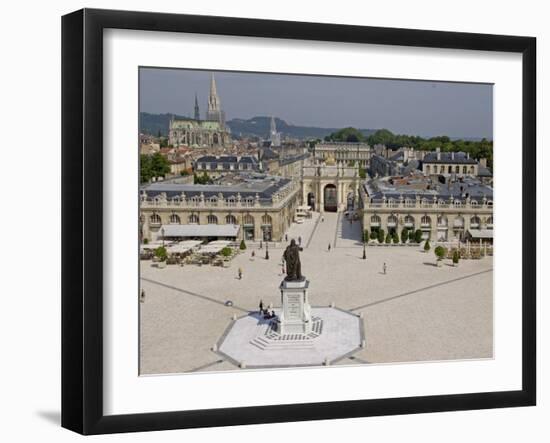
top-left (154, 246), bottom-right (168, 268)
top-left (424, 239), bottom-right (431, 252)
top-left (434, 245), bottom-right (446, 267)
top-left (452, 249), bottom-right (460, 267)
top-left (239, 239), bottom-right (247, 250)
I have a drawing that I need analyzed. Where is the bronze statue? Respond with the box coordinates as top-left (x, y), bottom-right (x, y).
top-left (283, 239), bottom-right (304, 281)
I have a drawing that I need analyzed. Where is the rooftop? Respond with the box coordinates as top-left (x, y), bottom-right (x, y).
top-left (423, 151), bottom-right (477, 164)
top-left (364, 174), bottom-right (493, 203)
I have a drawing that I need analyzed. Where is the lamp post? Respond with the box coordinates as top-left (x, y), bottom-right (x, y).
top-left (265, 241), bottom-right (269, 260)
top-left (362, 238), bottom-right (366, 260)
top-left (161, 227), bottom-right (165, 248)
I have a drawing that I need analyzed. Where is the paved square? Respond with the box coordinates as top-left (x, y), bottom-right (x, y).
top-left (140, 212), bottom-right (493, 374)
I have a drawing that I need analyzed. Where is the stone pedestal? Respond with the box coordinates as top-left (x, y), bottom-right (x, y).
top-left (277, 279), bottom-right (312, 335)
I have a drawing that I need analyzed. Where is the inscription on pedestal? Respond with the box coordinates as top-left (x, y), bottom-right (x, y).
top-left (284, 293), bottom-right (302, 320)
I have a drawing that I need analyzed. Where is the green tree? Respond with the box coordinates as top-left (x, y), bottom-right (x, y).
top-left (452, 249), bottom-right (460, 265)
top-left (378, 229), bottom-right (385, 244)
top-left (239, 239), bottom-right (247, 250)
top-left (363, 230), bottom-right (370, 242)
top-left (385, 233), bottom-right (392, 244)
top-left (220, 247), bottom-right (232, 257)
top-left (325, 127), bottom-right (366, 142)
top-left (424, 239), bottom-right (431, 252)
top-left (414, 229), bottom-right (423, 243)
top-left (392, 232), bottom-right (400, 244)
top-left (154, 246), bottom-right (167, 262)
top-left (401, 228), bottom-right (408, 243)
top-left (435, 245), bottom-right (446, 261)
top-left (140, 154), bottom-right (153, 183)
top-left (358, 167), bottom-right (367, 179)
top-left (151, 152), bottom-right (170, 178)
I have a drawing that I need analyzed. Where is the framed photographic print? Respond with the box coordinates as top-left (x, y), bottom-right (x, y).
top-left (61, 8), bottom-right (536, 435)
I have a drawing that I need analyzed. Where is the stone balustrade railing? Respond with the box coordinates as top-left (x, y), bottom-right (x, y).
top-left (365, 199), bottom-right (492, 211)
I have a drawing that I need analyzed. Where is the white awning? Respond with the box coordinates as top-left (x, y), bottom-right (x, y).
top-left (467, 229), bottom-right (494, 239)
top-left (160, 224), bottom-right (240, 238)
top-left (166, 240), bottom-right (202, 254)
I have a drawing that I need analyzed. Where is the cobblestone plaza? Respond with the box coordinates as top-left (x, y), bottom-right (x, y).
top-left (140, 211), bottom-right (493, 374)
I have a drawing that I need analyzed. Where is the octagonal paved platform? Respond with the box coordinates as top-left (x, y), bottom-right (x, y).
top-left (215, 307), bottom-right (365, 368)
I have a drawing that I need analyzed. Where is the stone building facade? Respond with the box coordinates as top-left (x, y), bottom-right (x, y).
top-left (313, 142), bottom-right (373, 167)
top-left (302, 163), bottom-right (360, 212)
top-left (168, 118), bottom-right (230, 148)
top-left (359, 176), bottom-right (493, 242)
top-left (140, 176), bottom-right (300, 242)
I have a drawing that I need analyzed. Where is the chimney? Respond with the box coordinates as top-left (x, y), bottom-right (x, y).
top-left (451, 152), bottom-right (455, 160)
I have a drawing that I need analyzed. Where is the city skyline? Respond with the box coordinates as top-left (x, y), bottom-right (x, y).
top-left (139, 67), bottom-right (494, 140)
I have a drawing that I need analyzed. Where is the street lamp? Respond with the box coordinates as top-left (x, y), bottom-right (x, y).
top-left (161, 227), bottom-right (165, 248)
top-left (265, 241), bottom-right (270, 260)
top-left (362, 237), bottom-right (366, 260)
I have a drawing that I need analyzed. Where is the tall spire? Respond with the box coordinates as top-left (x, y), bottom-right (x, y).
top-left (210, 73), bottom-right (218, 97)
top-left (270, 116), bottom-right (276, 133)
top-left (206, 73), bottom-right (225, 127)
top-left (194, 93), bottom-right (200, 120)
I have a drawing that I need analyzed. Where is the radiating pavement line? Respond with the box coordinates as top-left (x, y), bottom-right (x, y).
top-left (349, 268), bottom-right (493, 312)
top-left (305, 214), bottom-right (322, 248)
top-left (141, 277), bottom-right (249, 312)
top-left (187, 359), bottom-right (225, 373)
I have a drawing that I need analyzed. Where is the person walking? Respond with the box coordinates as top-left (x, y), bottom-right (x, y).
top-left (328, 243), bottom-right (331, 252)
top-left (259, 299), bottom-right (264, 315)
top-left (383, 262), bottom-right (387, 275)
top-left (298, 236), bottom-right (302, 246)
top-left (259, 240), bottom-right (263, 249)
top-left (238, 267), bottom-right (243, 280)
top-left (285, 234), bottom-right (288, 242)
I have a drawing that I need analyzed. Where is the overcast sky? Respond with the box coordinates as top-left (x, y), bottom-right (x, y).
top-left (139, 68), bottom-right (493, 139)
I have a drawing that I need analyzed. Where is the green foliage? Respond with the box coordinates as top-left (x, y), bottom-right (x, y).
top-left (414, 229), bottom-right (423, 243)
top-left (365, 129), bottom-right (493, 171)
top-left (401, 228), bottom-right (409, 243)
top-left (377, 229), bottom-right (385, 244)
top-left (385, 233), bottom-right (392, 244)
top-left (452, 249), bottom-right (460, 264)
top-left (220, 247), bottom-right (232, 257)
top-left (239, 239), bottom-right (247, 250)
top-left (363, 230), bottom-right (370, 242)
top-left (140, 153), bottom-right (170, 183)
top-left (392, 232), bottom-right (399, 244)
top-left (424, 239), bottom-right (431, 252)
top-left (180, 170), bottom-right (190, 176)
top-left (154, 246), bottom-right (167, 262)
top-left (370, 231), bottom-right (378, 240)
top-left (194, 171), bottom-right (212, 185)
top-left (434, 245), bottom-right (446, 260)
top-left (143, 238), bottom-right (149, 245)
top-left (325, 127), bottom-right (366, 143)
top-left (358, 167), bottom-right (367, 179)
top-left (159, 137), bottom-right (169, 148)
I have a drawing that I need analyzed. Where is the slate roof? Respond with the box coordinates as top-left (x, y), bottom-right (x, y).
top-left (423, 151), bottom-right (477, 164)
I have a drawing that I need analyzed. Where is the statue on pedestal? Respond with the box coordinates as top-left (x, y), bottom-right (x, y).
top-left (283, 239), bottom-right (304, 281)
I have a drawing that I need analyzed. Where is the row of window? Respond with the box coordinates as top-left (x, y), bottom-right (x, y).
top-left (148, 213), bottom-right (273, 226)
top-left (381, 198), bottom-right (492, 207)
top-left (149, 195), bottom-right (257, 207)
top-left (370, 214), bottom-right (493, 227)
top-left (425, 165), bottom-right (476, 174)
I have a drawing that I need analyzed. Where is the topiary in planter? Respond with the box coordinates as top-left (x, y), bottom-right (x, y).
top-left (424, 239), bottom-right (431, 252)
top-left (154, 246), bottom-right (167, 262)
top-left (452, 249), bottom-right (460, 266)
top-left (221, 246), bottom-right (232, 257)
top-left (239, 239), bottom-right (247, 250)
top-left (434, 245), bottom-right (446, 261)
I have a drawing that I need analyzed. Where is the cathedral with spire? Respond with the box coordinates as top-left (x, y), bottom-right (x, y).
top-left (168, 73), bottom-right (230, 148)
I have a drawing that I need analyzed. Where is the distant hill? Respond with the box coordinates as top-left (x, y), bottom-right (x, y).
top-left (139, 112), bottom-right (189, 137)
top-left (139, 113), bottom-right (376, 140)
top-left (227, 116), bottom-right (376, 140)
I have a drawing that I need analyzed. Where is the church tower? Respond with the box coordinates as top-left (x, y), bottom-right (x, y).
top-left (194, 93), bottom-right (200, 120)
top-left (269, 116), bottom-right (281, 147)
top-left (206, 73), bottom-right (225, 127)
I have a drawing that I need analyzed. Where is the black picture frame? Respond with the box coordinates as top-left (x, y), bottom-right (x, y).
top-left (62, 8), bottom-right (536, 435)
